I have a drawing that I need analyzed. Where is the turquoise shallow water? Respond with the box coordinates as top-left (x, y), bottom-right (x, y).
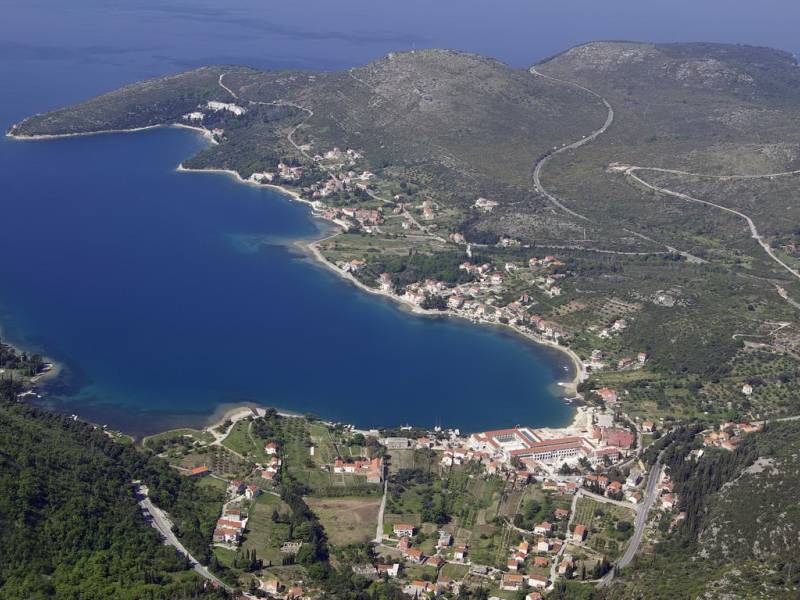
top-left (0, 126), bottom-right (573, 435)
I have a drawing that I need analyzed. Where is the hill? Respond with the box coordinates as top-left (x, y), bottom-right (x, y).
top-left (0, 387), bottom-right (225, 599)
top-left (598, 419), bottom-right (800, 599)
top-left (9, 42), bottom-right (800, 427)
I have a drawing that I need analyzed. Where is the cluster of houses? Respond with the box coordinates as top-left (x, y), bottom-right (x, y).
top-left (595, 387), bottom-right (620, 406)
top-left (331, 456), bottom-right (384, 483)
top-left (378, 256), bottom-right (571, 343)
top-left (588, 350), bottom-right (648, 372)
top-left (385, 525), bottom-right (464, 596)
top-left (597, 319), bottom-right (628, 340)
top-left (584, 471), bottom-right (645, 504)
top-left (419, 199), bottom-right (437, 221)
top-left (316, 204), bottom-right (384, 233)
top-left (248, 162), bottom-right (304, 184)
top-left (500, 533), bottom-right (570, 592)
top-left (313, 146), bottom-right (362, 166)
top-left (502, 513), bottom-right (585, 593)
top-left (212, 503), bottom-right (250, 546)
top-left (468, 424), bottom-right (633, 472)
top-left (258, 442), bottom-right (282, 483)
top-left (387, 409), bottom-right (634, 483)
top-left (701, 421), bottom-right (762, 451)
top-left (206, 100), bottom-right (247, 116)
top-left (308, 169), bottom-right (374, 199)
top-left (586, 321), bottom-right (652, 373)
top-left (473, 197), bottom-right (498, 212)
top-left (181, 100), bottom-right (247, 124)
top-left (500, 571), bottom-right (548, 593)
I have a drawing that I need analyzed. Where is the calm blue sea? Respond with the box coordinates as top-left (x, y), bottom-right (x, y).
top-left (1, 0), bottom-right (795, 435)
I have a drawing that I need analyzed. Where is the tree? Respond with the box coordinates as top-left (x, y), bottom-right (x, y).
top-left (559, 462), bottom-right (574, 475)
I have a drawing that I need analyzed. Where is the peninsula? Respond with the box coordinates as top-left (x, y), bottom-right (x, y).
top-left (5, 41), bottom-right (800, 599)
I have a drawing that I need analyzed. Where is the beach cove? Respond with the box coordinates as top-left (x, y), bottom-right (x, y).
top-left (0, 125), bottom-right (575, 436)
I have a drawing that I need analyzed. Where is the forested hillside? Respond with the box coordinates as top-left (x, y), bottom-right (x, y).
top-left (600, 419), bottom-right (800, 599)
top-left (0, 386), bottom-right (226, 600)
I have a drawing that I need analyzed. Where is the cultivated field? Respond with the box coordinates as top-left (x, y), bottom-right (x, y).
top-left (305, 496), bottom-right (381, 545)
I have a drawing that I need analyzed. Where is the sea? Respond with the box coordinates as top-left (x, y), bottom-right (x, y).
top-left (0, 0), bottom-right (795, 435)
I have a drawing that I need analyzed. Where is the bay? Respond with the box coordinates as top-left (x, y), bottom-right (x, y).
top-left (4, 0), bottom-right (790, 435)
top-left (0, 126), bottom-right (573, 435)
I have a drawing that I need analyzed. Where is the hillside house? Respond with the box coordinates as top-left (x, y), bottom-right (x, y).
top-left (572, 525), bottom-right (587, 542)
top-left (393, 523), bottom-right (415, 537)
top-left (501, 573), bottom-right (525, 591)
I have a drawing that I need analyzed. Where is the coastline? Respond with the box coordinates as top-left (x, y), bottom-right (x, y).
top-left (9, 120), bottom-right (586, 395)
top-left (0, 320), bottom-right (63, 388)
top-left (6, 122), bottom-right (217, 144)
top-left (7, 121), bottom-right (587, 438)
top-left (173, 162), bottom-right (587, 400)
top-left (301, 233), bottom-right (586, 395)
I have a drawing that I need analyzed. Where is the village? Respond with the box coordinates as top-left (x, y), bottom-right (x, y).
top-left (134, 381), bottom-right (767, 600)
top-left (144, 109), bottom-right (777, 599)
top-left (177, 105), bottom-right (658, 388)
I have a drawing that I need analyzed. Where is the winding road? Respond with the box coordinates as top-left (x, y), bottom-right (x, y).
top-left (529, 65), bottom-right (615, 222)
top-left (218, 73), bottom-right (239, 100)
top-left (528, 65), bottom-right (800, 283)
top-left (625, 166), bottom-right (800, 284)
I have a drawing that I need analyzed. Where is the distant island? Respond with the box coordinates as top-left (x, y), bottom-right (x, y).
top-left (5, 41), bottom-right (800, 599)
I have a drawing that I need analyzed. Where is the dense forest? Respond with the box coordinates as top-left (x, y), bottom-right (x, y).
top-left (0, 385), bottom-right (226, 599)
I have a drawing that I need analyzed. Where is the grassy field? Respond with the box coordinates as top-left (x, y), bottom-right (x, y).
top-left (440, 563), bottom-right (468, 579)
top-left (147, 427), bottom-right (214, 443)
top-left (212, 546), bottom-right (237, 568)
top-left (142, 427), bottom-right (215, 449)
top-left (240, 493), bottom-right (291, 566)
top-left (305, 496), bottom-right (381, 546)
top-left (196, 476), bottom-right (228, 494)
top-left (177, 446), bottom-right (250, 479)
top-left (573, 497), bottom-right (635, 560)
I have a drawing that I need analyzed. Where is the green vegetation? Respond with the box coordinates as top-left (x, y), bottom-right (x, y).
top-left (10, 40), bottom-right (800, 597)
top-left (0, 392), bottom-right (224, 600)
top-left (143, 428), bottom-right (214, 453)
top-left (13, 42), bottom-right (800, 423)
top-left (305, 496), bottom-right (381, 546)
top-left (602, 420), bottom-right (800, 599)
top-left (573, 498), bottom-right (634, 560)
top-left (0, 337), bottom-right (45, 377)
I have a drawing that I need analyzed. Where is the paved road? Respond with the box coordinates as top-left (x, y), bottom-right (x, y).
top-left (529, 65), bottom-right (615, 222)
top-left (619, 458), bottom-right (662, 568)
top-left (626, 166), bottom-right (800, 285)
top-left (581, 488), bottom-right (637, 511)
top-left (218, 73), bottom-right (239, 100)
top-left (374, 480), bottom-right (388, 544)
top-left (134, 483), bottom-right (233, 594)
top-left (627, 165), bottom-right (800, 181)
top-left (598, 456), bottom-right (663, 587)
top-left (548, 490), bottom-right (581, 587)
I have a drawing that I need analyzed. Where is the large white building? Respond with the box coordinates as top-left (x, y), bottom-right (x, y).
top-left (206, 100), bottom-right (247, 116)
top-left (470, 427), bottom-right (619, 464)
